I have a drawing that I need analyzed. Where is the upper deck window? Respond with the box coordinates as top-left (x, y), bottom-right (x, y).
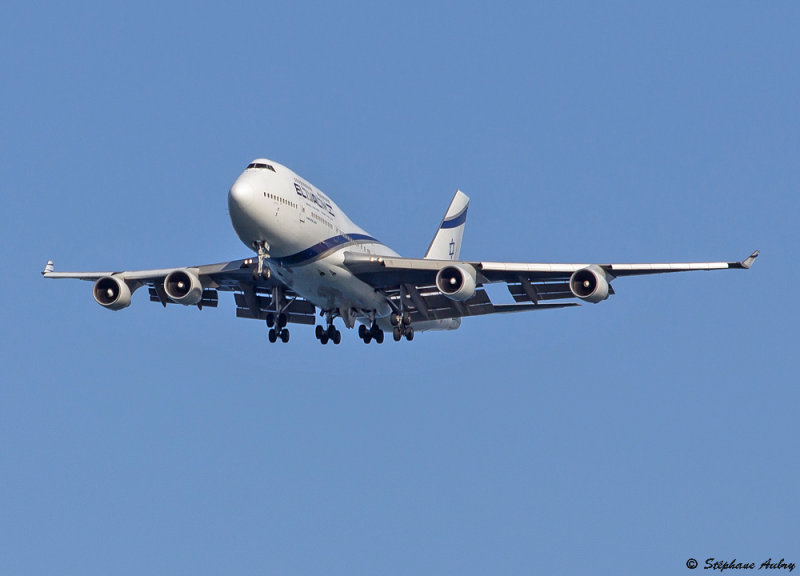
top-left (246, 163), bottom-right (276, 172)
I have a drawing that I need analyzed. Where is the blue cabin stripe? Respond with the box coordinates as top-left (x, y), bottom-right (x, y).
top-left (277, 233), bottom-right (379, 266)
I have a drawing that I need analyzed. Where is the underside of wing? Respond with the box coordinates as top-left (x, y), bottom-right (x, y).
top-left (146, 259), bottom-right (319, 325)
top-left (342, 250), bottom-right (759, 314)
top-left (382, 283), bottom-right (579, 323)
top-left (342, 253), bottom-right (586, 310)
top-left (342, 253), bottom-right (583, 323)
top-left (43, 257), bottom-right (318, 325)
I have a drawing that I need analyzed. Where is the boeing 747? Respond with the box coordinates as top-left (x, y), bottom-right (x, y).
top-left (43, 158), bottom-right (758, 344)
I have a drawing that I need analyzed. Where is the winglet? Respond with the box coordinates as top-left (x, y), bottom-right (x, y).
top-left (42, 260), bottom-right (54, 275)
top-left (741, 250), bottom-right (759, 269)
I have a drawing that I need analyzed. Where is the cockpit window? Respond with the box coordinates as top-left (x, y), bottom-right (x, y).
top-left (246, 163), bottom-right (276, 172)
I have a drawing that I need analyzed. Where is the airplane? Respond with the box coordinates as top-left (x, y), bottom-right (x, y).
top-left (43, 158), bottom-right (759, 344)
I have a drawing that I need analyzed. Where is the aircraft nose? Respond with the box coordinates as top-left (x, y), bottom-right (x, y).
top-left (228, 179), bottom-right (254, 211)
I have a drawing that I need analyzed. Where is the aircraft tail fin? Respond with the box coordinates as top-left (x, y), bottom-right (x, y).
top-left (424, 190), bottom-right (469, 260)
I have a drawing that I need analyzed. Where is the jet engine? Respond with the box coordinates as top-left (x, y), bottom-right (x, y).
top-left (164, 269), bottom-right (203, 305)
top-left (435, 264), bottom-right (477, 302)
top-left (569, 265), bottom-right (610, 303)
top-left (93, 276), bottom-right (132, 310)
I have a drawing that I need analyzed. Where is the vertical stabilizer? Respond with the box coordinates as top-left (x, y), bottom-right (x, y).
top-left (424, 190), bottom-right (469, 260)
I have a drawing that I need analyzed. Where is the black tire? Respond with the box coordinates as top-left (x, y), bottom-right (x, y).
top-left (315, 325), bottom-right (324, 339)
top-left (280, 328), bottom-right (290, 343)
top-left (374, 330), bottom-right (384, 344)
top-left (402, 314), bottom-right (411, 326)
top-left (268, 328), bottom-right (277, 343)
top-left (358, 324), bottom-right (367, 339)
top-left (393, 326), bottom-right (402, 341)
top-left (277, 313), bottom-right (288, 328)
top-left (266, 313), bottom-right (275, 328)
top-left (405, 326), bottom-right (414, 341)
top-left (363, 333), bottom-right (372, 344)
top-left (320, 334), bottom-right (329, 345)
top-left (390, 313), bottom-right (400, 326)
top-left (332, 330), bottom-right (341, 345)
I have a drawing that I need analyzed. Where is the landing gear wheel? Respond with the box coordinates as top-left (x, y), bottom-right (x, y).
top-left (390, 312), bottom-right (401, 326)
top-left (280, 328), bottom-right (290, 343)
top-left (266, 313), bottom-right (275, 328)
top-left (358, 325), bottom-right (368, 339)
top-left (327, 326), bottom-right (342, 345)
top-left (405, 326), bottom-right (414, 341)
top-left (363, 333), bottom-right (372, 344)
top-left (315, 325), bottom-right (324, 339)
top-left (268, 328), bottom-right (277, 343)
top-left (393, 326), bottom-right (402, 341)
top-left (277, 313), bottom-right (288, 328)
top-left (402, 314), bottom-right (411, 326)
top-left (320, 333), bottom-right (329, 345)
top-left (368, 323), bottom-right (384, 344)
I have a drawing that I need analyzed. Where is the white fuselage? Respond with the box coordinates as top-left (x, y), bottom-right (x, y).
top-left (228, 159), bottom-right (411, 327)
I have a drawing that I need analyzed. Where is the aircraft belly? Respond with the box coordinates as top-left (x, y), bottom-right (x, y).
top-left (288, 257), bottom-right (391, 316)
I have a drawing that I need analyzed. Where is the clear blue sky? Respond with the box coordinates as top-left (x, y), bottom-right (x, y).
top-left (2, 2), bottom-right (798, 574)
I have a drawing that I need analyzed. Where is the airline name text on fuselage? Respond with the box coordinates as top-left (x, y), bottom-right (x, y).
top-left (294, 180), bottom-right (334, 217)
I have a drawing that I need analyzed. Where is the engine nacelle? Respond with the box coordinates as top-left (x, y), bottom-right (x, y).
top-left (93, 276), bottom-right (132, 310)
top-left (435, 264), bottom-right (477, 302)
top-left (569, 265), bottom-right (610, 303)
top-left (164, 269), bottom-right (203, 305)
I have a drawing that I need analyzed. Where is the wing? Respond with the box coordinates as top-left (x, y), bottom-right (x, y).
top-left (342, 250), bottom-right (759, 319)
top-left (41, 258), bottom-right (318, 325)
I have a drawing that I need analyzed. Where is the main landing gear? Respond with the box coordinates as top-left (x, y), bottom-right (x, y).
top-left (315, 324), bottom-right (341, 345)
top-left (264, 305), bottom-right (414, 344)
top-left (390, 312), bottom-right (414, 341)
top-left (359, 322), bottom-right (384, 344)
top-left (315, 311), bottom-right (341, 345)
top-left (266, 312), bottom-right (289, 343)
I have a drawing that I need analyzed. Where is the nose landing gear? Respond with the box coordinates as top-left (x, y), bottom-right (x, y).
top-left (251, 241), bottom-right (271, 281)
